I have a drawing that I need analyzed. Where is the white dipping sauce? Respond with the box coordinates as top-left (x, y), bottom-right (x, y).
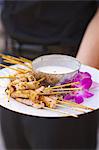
top-left (37, 66), bottom-right (74, 74)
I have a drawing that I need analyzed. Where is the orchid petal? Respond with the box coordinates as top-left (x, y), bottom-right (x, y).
top-left (82, 72), bottom-right (91, 78)
top-left (75, 96), bottom-right (84, 104)
top-left (81, 78), bottom-right (92, 89)
top-left (73, 71), bottom-right (91, 82)
top-left (83, 90), bottom-right (94, 98)
top-left (64, 94), bottom-right (74, 100)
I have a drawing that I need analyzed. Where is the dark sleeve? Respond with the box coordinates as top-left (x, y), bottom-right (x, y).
top-left (96, 0), bottom-right (99, 6)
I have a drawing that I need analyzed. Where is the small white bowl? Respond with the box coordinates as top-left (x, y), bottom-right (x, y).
top-left (32, 54), bottom-right (81, 84)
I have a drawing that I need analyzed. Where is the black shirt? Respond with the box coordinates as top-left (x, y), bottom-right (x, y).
top-left (2, 1), bottom-right (98, 47)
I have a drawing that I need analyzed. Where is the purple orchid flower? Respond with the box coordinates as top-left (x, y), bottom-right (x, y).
top-left (73, 71), bottom-right (92, 89)
top-left (64, 90), bottom-right (94, 104)
top-left (63, 71), bottom-right (94, 104)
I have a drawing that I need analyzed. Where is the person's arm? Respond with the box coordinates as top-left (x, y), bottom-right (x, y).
top-left (77, 8), bottom-right (99, 69)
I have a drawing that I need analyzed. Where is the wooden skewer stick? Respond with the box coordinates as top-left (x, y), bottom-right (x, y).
top-left (45, 81), bottom-right (80, 90)
top-left (0, 76), bottom-right (15, 79)
top-left (39, 92), bottom-right (68, 95)
top-left (3, 60), bottom-right (32, 71)
top-left (17, 68), bottom-right (30, 73)
top-left (52, 87), bottom-right (82, 91)
top-left (3, 60), bottom-right (15, 64)
top-left (6, 89), bottom-right (11, 102)
top-left (56, 103), bottom-right (85, 113)
top-left (1, 54), bottom-right (32, 69)
top-left (44, 106), bottom-right (78, 118)
top-left (4, 60), bottom-right (32, 69)
top-left (6, 55), bottom-right (32, 64)
top-left (4, 55), bottom-right (24, 62)
top-left (39, 88), bottom-right (81, 95)
top-left (0, 64), bottom-right (25, 73)
top-left (2, 56), bottom-right (32, 69)
top-left (37, 77), bottom-right (45, 83)
top-left (3, 59), bottom-right (24, 66)
top-left (2, 56), bottom-right (24, 64)
top-left (19, 57), bottom-right (32, 64)
top-left (57, 100), bottom-right (94, 111)
top-left (1, 54), bottom-right (32, 65)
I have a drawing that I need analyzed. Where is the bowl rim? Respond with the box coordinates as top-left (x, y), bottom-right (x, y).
top-left (32, 54), bottom-right (81, 75)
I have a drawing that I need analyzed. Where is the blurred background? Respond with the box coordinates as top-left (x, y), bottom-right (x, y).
top-left (0, 3), bottom-right (5, 148)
